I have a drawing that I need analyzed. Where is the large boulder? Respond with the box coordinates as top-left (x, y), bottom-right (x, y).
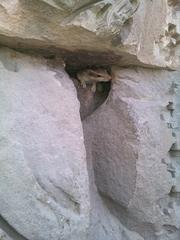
top-left (0, 1), bottom-right (179, 68)
top-left (0, 47), bottom-right (90, 240)
top-left (83, 67), bottom-right (180, 239)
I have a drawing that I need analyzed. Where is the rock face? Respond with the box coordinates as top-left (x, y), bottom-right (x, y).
top-left (0, 48), bottom-right (90, 240)
top-left (83, 68), bottom-right (180, 239)
top-left (0, 1), bottom-right (180, 240)
top-left (0, 47), bottom-right (144, 240)
top-left (0, 0), bottom-right (179, 69)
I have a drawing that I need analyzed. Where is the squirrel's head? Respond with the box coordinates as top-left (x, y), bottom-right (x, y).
top-left (86, 69), bottom-right (111, 82)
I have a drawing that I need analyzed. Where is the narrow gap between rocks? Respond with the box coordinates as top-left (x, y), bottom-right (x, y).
top-left (66, 64), bottom-right (111, 120)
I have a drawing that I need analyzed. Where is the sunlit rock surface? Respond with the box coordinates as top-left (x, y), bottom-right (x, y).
top-left (83, 67), bottom-right (180, 239)
top-left (0, 48), bottom-right (90, 240)
top-left (0, 1), bottom-right (180, 240)
top-left (0, 47), bottom-right (145, 240)
top-left (0, 0), bottom-right (179, 68)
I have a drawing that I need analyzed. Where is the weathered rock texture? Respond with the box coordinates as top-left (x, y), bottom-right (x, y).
top-left (0, 48), bottom-right (90, 240)
top-left (0, 0), bottom-right (179, 69)
top-left (0, 1), bottom-right (180, 240)
top-left (83, 68), bottom-right (180, 239)
top-left (0, 48), bottom-right (145, 240)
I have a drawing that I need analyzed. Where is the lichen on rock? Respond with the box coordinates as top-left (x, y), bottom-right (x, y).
top-left (60, 0), bottom-right (140, 36)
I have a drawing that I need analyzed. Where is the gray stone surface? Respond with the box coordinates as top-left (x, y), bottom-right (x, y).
top-left (83, 67), bottom-right (180, 239)
top-left (0, 1), bottom-right (178, 68)
top-left (0, 45), bottom-right (180, 240)
top-left (0, 229), bottom-right (13, 240)
top-left (0, 47), bottom-right (90, 240)
top-left (0, 1), bottom-right (179, 240)
top-left (0, 47), bottom-right (145, 240)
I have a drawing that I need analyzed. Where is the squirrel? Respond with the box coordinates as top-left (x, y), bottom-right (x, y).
top-left (77, 68), bottom-right (111, 92)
